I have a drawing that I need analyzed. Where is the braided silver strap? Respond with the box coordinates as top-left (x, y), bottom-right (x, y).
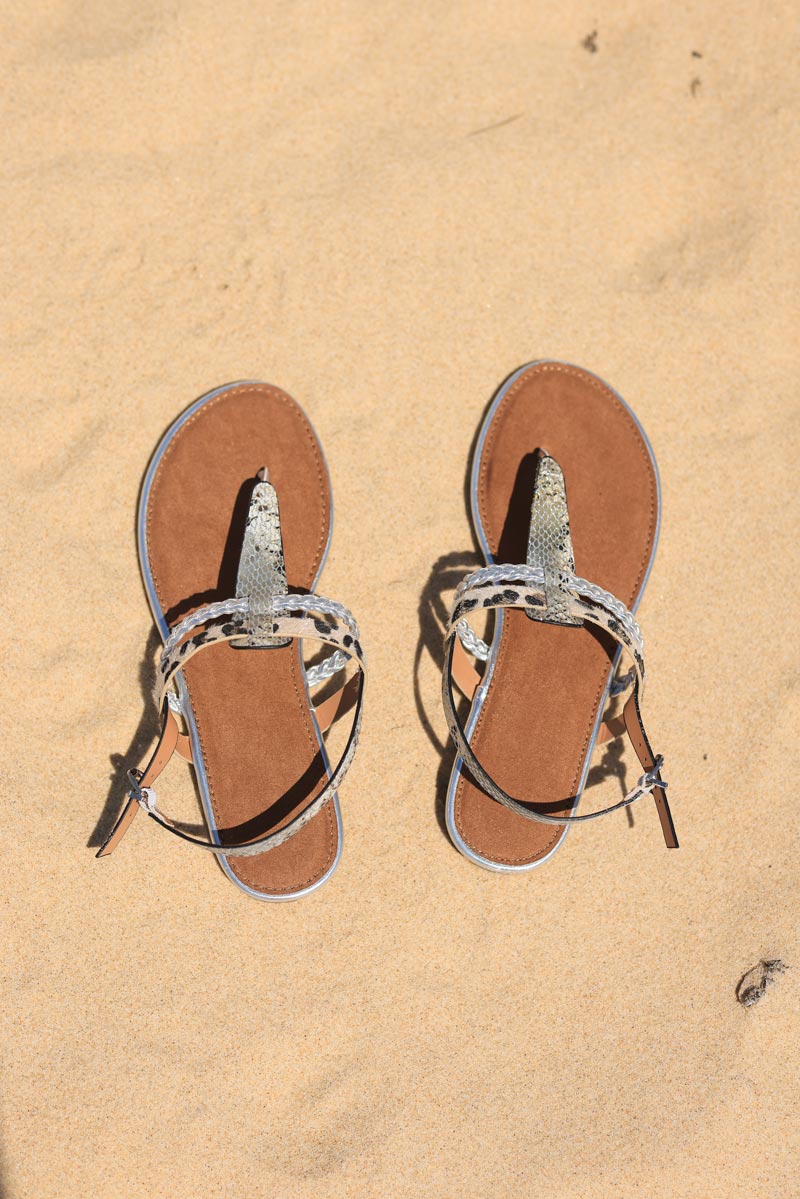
top-left (163, 598), bottom-right (247, 656)
top-left (453, 563), bottom-right (642, 644)
top-left (456, 619), bottom-right (490, 662)
top-left (306, 649), bottom-right (350, 687)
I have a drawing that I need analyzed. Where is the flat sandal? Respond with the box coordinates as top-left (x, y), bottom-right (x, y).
top-left (97, 382), bottom-right (365, 900)
top-left (442, 360), bottom-right (677, 871)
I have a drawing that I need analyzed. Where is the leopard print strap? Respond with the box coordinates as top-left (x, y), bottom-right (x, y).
top-left (134, 593), bottom-right (366, 858)
top-left (161, 594), bottom-right (354, 693)
top-left (156, 592), bottom-right (363, 707)
top-left (442, 571), bottom-right (662, 826)
top-left (447, 565), bottom-right (646, 687)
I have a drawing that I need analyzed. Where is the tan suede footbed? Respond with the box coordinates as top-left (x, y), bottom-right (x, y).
top-left (453, 362), bottom-right (658, 867)
top-left (144, 384), bottom-right (337, 896)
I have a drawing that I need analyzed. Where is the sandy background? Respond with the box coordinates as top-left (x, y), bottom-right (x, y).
top-left (2, 1), bottom-right (799, 1195)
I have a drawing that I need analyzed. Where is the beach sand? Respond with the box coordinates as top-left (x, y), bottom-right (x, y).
top-left (2, 2), bottom-right (798, 1195)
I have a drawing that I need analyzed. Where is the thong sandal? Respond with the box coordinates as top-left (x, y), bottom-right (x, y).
top-left (97, 382), bottom-right (365, 900)
top-left (442, 361), bottom-right (677, 872)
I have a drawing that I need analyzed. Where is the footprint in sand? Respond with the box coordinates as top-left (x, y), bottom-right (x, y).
top-left (269, 1063), bottom-right (392, 1180)
top-left (626, 210), bottom-right (758, 293)
top-left (44, 0), bottom-right (165, 61)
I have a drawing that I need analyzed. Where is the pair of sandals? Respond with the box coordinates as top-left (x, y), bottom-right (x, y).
top-left (98, 360), bottom-right (677, 901)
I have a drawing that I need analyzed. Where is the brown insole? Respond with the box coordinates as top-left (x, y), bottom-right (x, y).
top-left (452, 362), bottom-right (658, 867)
top-left (143, 383), bottom-right (339, 896)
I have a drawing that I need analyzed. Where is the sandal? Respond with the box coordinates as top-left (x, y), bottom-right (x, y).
top-left (97, 382), bottom-right (365, 900)
top-left (442, 361), bottom-right (677, 871)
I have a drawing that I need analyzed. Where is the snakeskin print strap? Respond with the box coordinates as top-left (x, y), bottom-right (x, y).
top-left (233, 467), bottom-right (291, 647)
top-left (525, 452), bottom-right (583, 626)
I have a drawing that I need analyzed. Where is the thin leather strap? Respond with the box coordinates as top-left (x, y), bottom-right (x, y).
top-left (623, 687), bottom-right (678, 848)
top-left (451, 637), bottom-right (483, 700)
top-left (96, 706), bottom-right (180, 857)
top-left (175, 733), bottom-right (194, 762)
top-left (313, 673), bottom-right (359, 734)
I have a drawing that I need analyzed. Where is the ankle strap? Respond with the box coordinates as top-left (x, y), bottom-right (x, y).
top-left (97, 592), bottom-right (365, 859)
top-left (442, 565), bottom-right (677, 848)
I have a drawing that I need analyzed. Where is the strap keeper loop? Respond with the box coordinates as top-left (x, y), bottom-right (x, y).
top-left (126, 768), bottom-right (144, 800)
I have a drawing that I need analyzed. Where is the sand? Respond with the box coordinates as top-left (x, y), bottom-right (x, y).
top-left (2, 2), bottom-right (799, 1196)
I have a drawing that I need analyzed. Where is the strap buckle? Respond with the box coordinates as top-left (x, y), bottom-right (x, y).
top-left (126, 768), bottom-right (158, 814)
top-left (637, 755), bottom-right (666, 793)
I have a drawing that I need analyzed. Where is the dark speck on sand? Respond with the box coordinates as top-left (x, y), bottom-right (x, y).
top-left (736, 960), bottom-right (787, 1008)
